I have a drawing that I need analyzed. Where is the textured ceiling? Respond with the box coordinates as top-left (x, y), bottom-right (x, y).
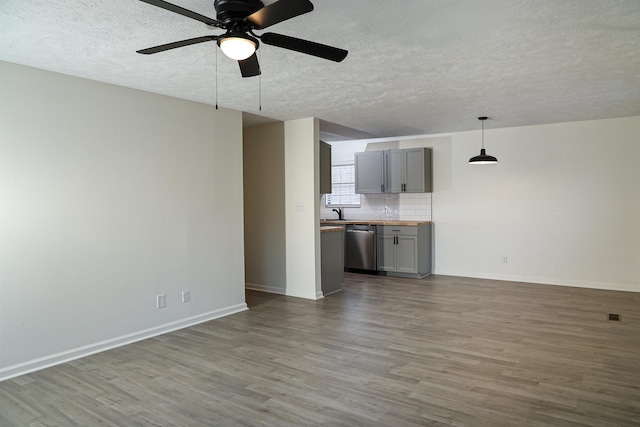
top-left (1, 0), bottom-right (639, 138)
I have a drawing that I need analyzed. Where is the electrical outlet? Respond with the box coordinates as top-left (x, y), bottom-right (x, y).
top-left (181, 290), bottom-right (191, 303)
top-left (157, 294), bottom-right (166, 309)
top-left (501, 255), bottom-right (508, 264)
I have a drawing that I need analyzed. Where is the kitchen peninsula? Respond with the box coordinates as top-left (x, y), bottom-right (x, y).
top-left (320, 225), bottom-right (345, 296)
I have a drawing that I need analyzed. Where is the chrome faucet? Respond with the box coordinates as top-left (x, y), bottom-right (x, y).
top-left (332, 208), bottom-right (343, 220)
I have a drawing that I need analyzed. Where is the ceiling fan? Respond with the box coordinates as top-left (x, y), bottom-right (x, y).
top-left (137, 0), bottom-right (348, 77)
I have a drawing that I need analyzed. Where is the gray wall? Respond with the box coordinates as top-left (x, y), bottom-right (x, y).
top-left (0, 61), bottom-right (247, 380)
top-left (243, 122), bottom-right (287, 294)
top-left (409, 118), bottom-right (640, 291)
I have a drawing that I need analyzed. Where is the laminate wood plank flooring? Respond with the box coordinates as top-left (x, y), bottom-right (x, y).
top-left (1, 274), bottom-right (639, 426)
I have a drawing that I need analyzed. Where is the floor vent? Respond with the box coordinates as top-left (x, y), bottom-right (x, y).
top-left (608, 313), bottom-right (621, 321)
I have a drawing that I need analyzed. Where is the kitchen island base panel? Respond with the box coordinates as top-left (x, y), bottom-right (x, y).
top-left (321, 227), bottom-right (344, 295)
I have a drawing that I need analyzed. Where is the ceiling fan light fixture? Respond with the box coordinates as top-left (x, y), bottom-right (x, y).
top-left (136, 0), bottom-right (348, 77)
top-left (218, 34), bottom-right (258, 60)
top-left (469, 116), bottom-right (498, 165)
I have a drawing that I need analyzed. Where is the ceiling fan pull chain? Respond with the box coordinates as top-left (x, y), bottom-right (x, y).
top-left (215, 46), bottom-right (219, 110)
top-left (259, 50), bottom-right (262, 111)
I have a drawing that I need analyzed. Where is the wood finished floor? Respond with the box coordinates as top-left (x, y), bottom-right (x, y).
top-left (1, 274), bottom-right (640, 426)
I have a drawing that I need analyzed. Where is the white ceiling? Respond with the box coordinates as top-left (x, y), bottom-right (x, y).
top-left (1, 0), bottom-right (639, 139)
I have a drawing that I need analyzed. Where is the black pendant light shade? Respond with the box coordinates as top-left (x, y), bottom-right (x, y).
top-left (469, 117), bottom-right (498, 165)
top-left (469, 148), bottom-right (498, 164)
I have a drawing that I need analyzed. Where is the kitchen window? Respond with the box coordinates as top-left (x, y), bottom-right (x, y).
top-left (325, 161), bottom-right (361, 207)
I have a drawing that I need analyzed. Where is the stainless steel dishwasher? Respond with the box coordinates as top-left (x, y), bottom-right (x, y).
top-left (345, 224), bottom-right (377, 271)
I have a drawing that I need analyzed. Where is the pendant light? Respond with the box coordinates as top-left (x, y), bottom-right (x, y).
top-left (469, 117), bottom-right (498, 165)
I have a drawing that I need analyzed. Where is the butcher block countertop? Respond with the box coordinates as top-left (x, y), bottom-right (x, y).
top-left (320, 219), bottom-right (432, 226)
top-left (320, 225), bottom-right (346, 233)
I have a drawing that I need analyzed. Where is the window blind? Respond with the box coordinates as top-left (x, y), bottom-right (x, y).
top-left (326, 163), bottom-right (361, 207)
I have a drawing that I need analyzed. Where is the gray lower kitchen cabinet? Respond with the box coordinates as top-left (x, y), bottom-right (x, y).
top-left (396, 235), bottom-right (419, 273)
top-left (377, 234), bottom-right (418, 273)
top-left (377, 224), bottom-right (432, 278)
top-left (354, 151), bottom-right (385, 193)
top-left (376, 234), bottom-right (396, 271)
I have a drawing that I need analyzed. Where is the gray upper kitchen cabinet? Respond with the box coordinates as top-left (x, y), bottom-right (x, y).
top-left (320, 140), bottom-right (332, 194)
top-left (356, 148), bottom-right (432, 194)
top-left (403, 148), bottom-right (432, 193)
top-left (384, 150), bottom-right (404, 193)
top-left (354, 151), bottom-right (385, 193)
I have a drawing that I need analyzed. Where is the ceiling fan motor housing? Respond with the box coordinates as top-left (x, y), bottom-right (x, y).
top-left (214, 0), bottom-right (264, 26)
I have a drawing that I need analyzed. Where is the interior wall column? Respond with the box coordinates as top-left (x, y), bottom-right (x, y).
top-left (284, 118), bottom-right (322, 299)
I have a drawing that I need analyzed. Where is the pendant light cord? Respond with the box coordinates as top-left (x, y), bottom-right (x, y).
top-left (478, 116), bottom-right (488, 149)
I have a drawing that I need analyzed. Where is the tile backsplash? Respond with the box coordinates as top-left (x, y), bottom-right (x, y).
top-left (321, 193), bottom-right (432, 221)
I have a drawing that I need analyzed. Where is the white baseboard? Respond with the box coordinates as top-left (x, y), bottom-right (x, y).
top-left (323, 288), bottom-right (343, 297)
top-left (433, 269), bottom-right (640, 293)
top-left (0, 303), bottom-right (248, 382)
top-left (245, 282), bottom-right (326, 300)
top-left (245, 282), bottom-right (287, 295)
top-left (285, 289), bottom-right (323, 300)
